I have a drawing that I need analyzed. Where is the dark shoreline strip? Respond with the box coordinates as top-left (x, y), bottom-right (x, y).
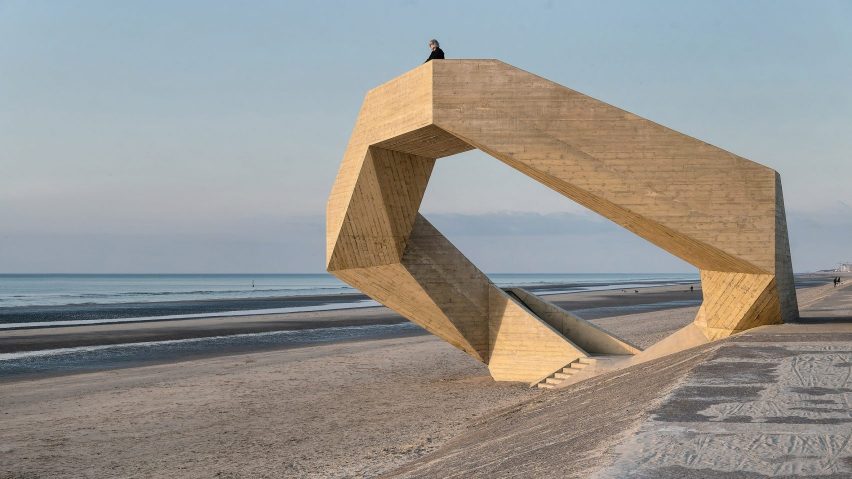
top-left (0, 323), bottom-right (428, 383)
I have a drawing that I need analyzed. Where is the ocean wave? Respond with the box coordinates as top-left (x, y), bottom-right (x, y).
top-left (0, 286), bottom-right (361, 308)
top-left (9, 286), bottom-right (355, 300)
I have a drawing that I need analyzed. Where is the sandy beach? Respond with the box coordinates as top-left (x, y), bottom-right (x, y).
top-left (0, 281), bottom-right (837, 478)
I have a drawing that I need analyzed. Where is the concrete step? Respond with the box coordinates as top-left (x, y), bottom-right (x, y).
top-left (535, 357), bottom-right (593, 390)
top-left (536, 356), bottom-right (631, 390)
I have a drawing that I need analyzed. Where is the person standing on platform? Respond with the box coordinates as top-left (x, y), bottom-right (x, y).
top-left (425, 39), bottom-right (444, 63)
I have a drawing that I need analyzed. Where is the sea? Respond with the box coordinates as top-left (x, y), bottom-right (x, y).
top-left (0, 273), bottom-right (699, 308)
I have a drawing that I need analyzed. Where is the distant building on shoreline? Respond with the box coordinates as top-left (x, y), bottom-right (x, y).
top-left (840, 263), bottom-right (852, 273)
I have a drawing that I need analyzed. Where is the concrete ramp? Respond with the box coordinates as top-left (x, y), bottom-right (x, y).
top-left (487, 289), bottom-right (588, 382)
top-left (503, 289), bottom-right (641, 389)
top-left (630, 322), bottom-right (712, 365)
top-left (507, 288), bottom-right (641, 356)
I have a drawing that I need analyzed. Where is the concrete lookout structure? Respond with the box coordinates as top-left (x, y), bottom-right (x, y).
top-left (326, 60), bottom-right (798, 384)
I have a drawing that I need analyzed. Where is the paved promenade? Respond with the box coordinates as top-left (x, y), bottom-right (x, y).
top-left (389, 284), bottom-right (852, 478)
top-left (598, 287), bottom-right (852, 478)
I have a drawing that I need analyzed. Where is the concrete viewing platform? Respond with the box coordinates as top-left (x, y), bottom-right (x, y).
top-left (386, 284), bottom-right (852, 478)
top-left (328, 60), bottom-right (798, 385)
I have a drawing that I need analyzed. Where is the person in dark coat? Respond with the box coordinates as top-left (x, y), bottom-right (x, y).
top-left (425, 39), bottom-right (444, 62)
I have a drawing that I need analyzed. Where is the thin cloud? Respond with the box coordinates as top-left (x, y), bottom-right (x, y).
top-left (425, 211), bottom-right (614, 236)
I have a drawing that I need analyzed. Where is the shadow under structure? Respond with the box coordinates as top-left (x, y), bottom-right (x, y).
top-left (325, 60), bottom-right (798, 384)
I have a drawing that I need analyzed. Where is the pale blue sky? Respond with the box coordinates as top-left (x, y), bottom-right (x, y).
top-left (1, 1), bottom-right (850, 273)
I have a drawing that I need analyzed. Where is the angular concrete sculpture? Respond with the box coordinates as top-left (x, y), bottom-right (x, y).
top-left (326, 60), bottom-right (798, 383)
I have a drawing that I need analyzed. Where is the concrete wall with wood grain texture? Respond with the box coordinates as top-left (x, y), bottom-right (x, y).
top-left (326, 60), bottom-right (798, 382)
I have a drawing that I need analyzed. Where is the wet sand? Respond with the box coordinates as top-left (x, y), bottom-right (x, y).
top-left (0, 292), bottom-right (373, 323)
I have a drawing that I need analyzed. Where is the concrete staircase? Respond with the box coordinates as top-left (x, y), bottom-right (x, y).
top-left (535, 357), bottom-right (597, 389)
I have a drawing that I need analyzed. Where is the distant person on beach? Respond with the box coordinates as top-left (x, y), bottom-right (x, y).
top-left (690, 285), bottom-right (694, 292)
top-left (425, 39), bottom-right (444, 63)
